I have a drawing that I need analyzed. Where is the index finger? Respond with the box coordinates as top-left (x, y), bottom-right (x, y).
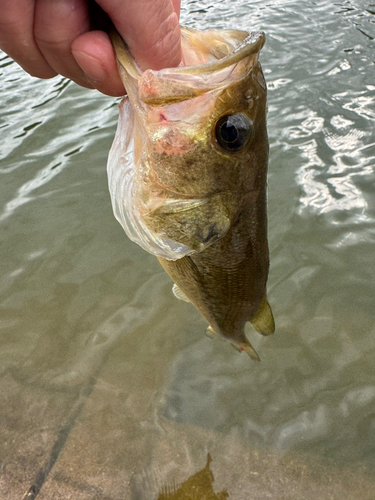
top-left (0, 0), bottom-right (56, 78)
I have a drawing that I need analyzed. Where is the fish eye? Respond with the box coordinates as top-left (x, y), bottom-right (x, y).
top-left (214, 113), bottom-right (253, 153)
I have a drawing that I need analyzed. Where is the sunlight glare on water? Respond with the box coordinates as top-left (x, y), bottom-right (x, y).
top-left (0, 0), bottom-right (375, 498)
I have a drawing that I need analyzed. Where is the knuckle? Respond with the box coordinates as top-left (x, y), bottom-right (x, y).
top-left (34, 33), bottom-right (70, 52)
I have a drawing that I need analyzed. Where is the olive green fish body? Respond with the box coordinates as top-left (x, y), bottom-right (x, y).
top-left (108, 26), bottom-right (274, 360)
top-left (158, 185), bottom-right (272, 361)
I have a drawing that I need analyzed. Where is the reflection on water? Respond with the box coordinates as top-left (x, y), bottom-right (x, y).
top-left (156, 454), bottom-right (228, 500)
top-left (0, 0), bottom-right (375, 498)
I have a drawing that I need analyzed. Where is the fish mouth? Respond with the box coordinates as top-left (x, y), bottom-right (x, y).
top-left (111, 27), bottom-right (266, 106)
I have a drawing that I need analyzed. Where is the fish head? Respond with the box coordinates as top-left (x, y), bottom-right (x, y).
top-left (109, 28), bottom-right (268, 259)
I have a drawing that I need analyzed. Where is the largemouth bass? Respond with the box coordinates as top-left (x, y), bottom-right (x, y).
top-left (108, 27), bottom-right (274, 361)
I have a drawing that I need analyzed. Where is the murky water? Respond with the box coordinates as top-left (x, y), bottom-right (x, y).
top-left (1, 0), bottom-right (375, 498)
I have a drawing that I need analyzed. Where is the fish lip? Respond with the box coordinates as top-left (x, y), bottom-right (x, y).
top-left (112, 27), bottom-right (265, 78)
top-left (168, 29), bottom-right (266, 76)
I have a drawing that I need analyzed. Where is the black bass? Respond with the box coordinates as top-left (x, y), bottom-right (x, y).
top-left (108, 27), bottom-right (274, 361)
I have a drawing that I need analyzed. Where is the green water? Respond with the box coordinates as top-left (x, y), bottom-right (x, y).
top-left (1, 0), bottom-right (375, 498)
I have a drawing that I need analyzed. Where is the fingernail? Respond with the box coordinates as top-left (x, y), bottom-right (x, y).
top-left (72, 50), bottom-right (107, 83)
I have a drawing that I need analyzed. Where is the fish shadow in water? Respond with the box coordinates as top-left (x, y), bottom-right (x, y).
top-left (156, 454), bottom-right (229, 500)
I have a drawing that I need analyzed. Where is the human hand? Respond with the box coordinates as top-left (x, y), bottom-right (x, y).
top-left (0, 0), bottom-right (182, 96)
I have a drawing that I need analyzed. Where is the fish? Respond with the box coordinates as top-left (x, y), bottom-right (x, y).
top-left (107, 26), bottom-right (274, 361)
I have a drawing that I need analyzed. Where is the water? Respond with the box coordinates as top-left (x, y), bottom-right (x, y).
top-left (0, 0), bottom-right (375, 498)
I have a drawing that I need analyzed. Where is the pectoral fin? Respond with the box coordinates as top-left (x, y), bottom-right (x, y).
top-left (206, 325), bottom-right (218, 340)
top-left (250, 298), bottom-right (275, 336)
top-left (172, 284), bottom-right (191, 303)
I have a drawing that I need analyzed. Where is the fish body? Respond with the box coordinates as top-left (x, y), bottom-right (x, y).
top-left (108, 27), bottom-right (274, 360)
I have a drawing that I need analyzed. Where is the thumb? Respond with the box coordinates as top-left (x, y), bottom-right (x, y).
top-left (96, 0), bottom-right (181, 70)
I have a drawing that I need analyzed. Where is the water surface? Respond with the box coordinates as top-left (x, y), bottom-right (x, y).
top-left (0, 0), bottom-right (375, 498)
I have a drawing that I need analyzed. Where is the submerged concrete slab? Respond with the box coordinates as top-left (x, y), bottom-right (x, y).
top-left (37, 278), bottom-right (191, 500)
top-left (37, 408), bottom-right (375, 500)
top-left (36, 291), bottom-right (375, 499)
top-left (3, 274), bottom-right (375, 499)
top-left (0, 274), bottom-right (177, 499)
top-left (0, 370), bottom-right (88, 499)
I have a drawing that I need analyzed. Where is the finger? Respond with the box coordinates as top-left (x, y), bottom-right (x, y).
top-left (96, 0), bottom-right (182, 71)
top-left (171, 0), bottom-right (181, 19)
top-left (72, 30), bottom-right (126, 96)
top-left (0, 0), bottom-right (56, 78)
top-left (34, 0), bottom-right (91, 87)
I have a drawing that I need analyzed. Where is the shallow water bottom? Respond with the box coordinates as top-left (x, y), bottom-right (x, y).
top-left (2, 325), bottom-right (375, 500)
top-left (1, 275), bottom-right (375, 499)
top-left (1, 0), bottom-right (375, 498)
